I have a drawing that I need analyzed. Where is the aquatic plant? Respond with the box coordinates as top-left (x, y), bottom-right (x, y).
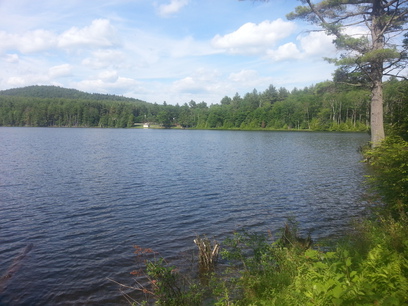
top-left (193, 235), bottom-right (220, 274)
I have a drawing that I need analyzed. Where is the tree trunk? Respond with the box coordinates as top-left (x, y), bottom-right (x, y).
top-left (370, 0), bottom-right (386, 147)
top-left (371, 79), bottom-right (385, 146)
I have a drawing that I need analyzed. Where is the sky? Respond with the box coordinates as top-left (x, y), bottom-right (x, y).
top-left (0, 0), bottom-right (339, 105)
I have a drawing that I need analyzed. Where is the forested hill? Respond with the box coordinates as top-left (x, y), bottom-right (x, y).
top-left (0, 85), bottom-right (146, 103)
top-left (0, 85), bottom-right (154, 128)
top-left (0, 80), bottom-right (407, 132)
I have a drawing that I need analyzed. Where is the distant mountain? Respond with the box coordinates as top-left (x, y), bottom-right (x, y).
top-left (0, 85), bottom-right (148, 104)
top-left (0, 85), bottom-right (157, 128)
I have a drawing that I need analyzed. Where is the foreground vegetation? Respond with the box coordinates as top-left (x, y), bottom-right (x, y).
top-left (0, 78), bottom-right (406, 131)
top-left (123, 129), bottom-right (408, 305)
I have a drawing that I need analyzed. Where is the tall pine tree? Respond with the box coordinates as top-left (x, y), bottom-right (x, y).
top-left (287, 0), bottom-right (408, 146)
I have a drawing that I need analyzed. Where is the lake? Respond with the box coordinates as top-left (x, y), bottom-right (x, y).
top-left (0, 128), bottom-right (370, 305)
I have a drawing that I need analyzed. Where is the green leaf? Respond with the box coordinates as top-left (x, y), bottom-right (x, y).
top-left (305, 249), bottom-right (320, 259)
top-left (331, 285), bottom-right (343, 298)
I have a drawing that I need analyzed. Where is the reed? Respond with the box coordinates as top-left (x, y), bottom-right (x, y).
top-left (193, 235), bottom-right (220, 274)
top-left (280, 221), bottom-right (312, 250)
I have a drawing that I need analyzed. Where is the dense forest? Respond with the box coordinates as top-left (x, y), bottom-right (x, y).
top-left (0, 80), bottom-right (407, 135)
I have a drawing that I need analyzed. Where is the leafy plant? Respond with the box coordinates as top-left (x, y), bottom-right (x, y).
top-left (126, 245), bottom-right (204, 306)
top-left (365, 135), bottom-right (408, 218)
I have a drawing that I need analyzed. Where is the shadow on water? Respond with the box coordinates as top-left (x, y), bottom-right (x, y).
top-left (0, 243), bottom-right (34, 293)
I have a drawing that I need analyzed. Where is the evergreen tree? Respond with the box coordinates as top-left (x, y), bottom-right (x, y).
top-left (287, 0), bottom-right (408, 146)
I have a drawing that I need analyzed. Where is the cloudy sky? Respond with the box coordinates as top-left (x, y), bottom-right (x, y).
top-left (0, 0), bottom-right (338, 105)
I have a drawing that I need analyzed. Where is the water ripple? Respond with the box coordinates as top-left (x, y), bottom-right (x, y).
top-left (0, 128), bottom-right (369, 305)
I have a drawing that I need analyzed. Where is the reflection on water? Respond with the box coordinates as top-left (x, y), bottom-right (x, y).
top-left (0, 128), bottom-right (369, 305)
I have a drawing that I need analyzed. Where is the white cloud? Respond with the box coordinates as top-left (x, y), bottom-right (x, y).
top-left (171, 68), bottom-right (222, 94)
top-left (19, 30), bottom-right (57, 53)
top-left (172, 76), bottom-right (204, 93)
top-left (298, 31), bottom-right (336, 56)
top-left (0, 19), bottom-right (120, 54)
top-left (82, 49), bottom-right (126, 69)
top-left (228, 69), bottom-right (274, 89)
top-left (6, 72), bottom-right (49, 87)
top-left (5, 54), bottom-right (19, 63)
top-left (168, 36), bottom-right (217, 58)
top-left (211, 20), bottom-right (336, 63)
top-left (212, 19), bottom-right (297, 55)
top-left (263, 31), bottom-right (336, 62)
top-left (342, 26), bottom-right (370, 38)
top-left (156, 0), bottom-right (189, 17)
top-left (58, 19), bottom-right (120, 49)
top-left (49, 64), bottom-right (72, 78)
top-left (0, 29), bottom-right (56, 54)
top-left (267, 42), bottom-right (302, 61)
top-left (229, 70), bottom-right (259, 83)
top-left (98, 70), bottom-right (119, 82)
top-left (0, 2), bottom-right (342, 105)
top-left (75, 76), bottom-right (142, 94)
top-left (7, 76), bottom-right (26, 87)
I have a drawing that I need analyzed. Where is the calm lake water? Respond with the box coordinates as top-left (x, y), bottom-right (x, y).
top-left (0, 128), bottom-right (369, 305)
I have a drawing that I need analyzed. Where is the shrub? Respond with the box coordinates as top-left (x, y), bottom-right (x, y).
top-left (128, 245), bottom-right (204, 306)
top-left (365, 136), bottom-right (408, 218)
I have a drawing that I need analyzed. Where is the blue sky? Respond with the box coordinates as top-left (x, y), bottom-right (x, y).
top-left (0, 0), bottom-right (338, 104)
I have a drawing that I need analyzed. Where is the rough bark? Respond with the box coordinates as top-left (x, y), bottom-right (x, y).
top-left (370, 0), bottom-right (386, 146)
top-left (371, 80), bottom-right (385, 146)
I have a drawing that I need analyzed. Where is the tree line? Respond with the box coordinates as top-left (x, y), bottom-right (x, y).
top-left (0, 80), bottom-right (406, 133)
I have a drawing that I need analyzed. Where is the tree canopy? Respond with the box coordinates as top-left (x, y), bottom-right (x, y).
top-left (287, 0), bottom-right (408, 146)
top-left (1, 80), bottom-right (407, 136)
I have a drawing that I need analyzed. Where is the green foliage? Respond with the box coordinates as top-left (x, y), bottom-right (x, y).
top-left (156, 109), bottom-right (173, 128)
top-left (286, 0), bottom-right (408, 71)
top-left (145, 258), bottom-right (203, 306)
top-left (334, 34), bottom-right (369, 51)
top-left (365, 136), bottom-right (408, 218)
top-left (359, 49), bottom-right (401, 63)
top-left (130, 215), bottom-right (408, 305)
top-left (129, 245), bottom-right (204, 306)
top-left (281, 242), bottom-right (408, 305)
top-left (0, 96), bottom-right (147, 128)
top-left (286, 0), bottom-right (408, 145)
top-left (213, 219), bottom-right (408, 306)
top-left (1, 79), bottom-right (406, 133)
top-left (0, 85), bottom-right (145, 103)
top-left (214, 224), bottom-right (314, 305)
top-left (383, 79), bottom-right (408, 141)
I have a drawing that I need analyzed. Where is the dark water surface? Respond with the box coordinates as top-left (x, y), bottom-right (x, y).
top-left (0, 128), bottom-right (369, 305)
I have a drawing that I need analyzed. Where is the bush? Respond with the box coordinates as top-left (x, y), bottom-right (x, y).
top-left (127, 245), bottom-right (204, 306)
top-left (365, 136), bottom-right (408, 218)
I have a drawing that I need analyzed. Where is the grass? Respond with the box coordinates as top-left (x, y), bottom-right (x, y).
top-left (122, 215), bottom-right (408, 305)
